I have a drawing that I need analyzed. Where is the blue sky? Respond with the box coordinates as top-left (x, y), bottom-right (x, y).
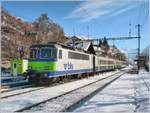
top-left (2, 0), bottom-right (149, 56)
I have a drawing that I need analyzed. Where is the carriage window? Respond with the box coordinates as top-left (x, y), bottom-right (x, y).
top-left (30, 48), bottom-right (38, 59)
top-left (59, 50), bottom-right (62, 59)
top-left (68, 51), bottom-right (89, 60)
top-left (40, 47), bottom-right (57, 59)
top-left (82, 54), bottom-right (89, 60)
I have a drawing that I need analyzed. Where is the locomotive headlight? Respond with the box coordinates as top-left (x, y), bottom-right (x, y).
top-left (44, 73), bottom-right (48, 77)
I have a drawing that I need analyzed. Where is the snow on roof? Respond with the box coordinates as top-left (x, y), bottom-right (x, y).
top-left (64, 35), bottom-right (94, 41)
top-left (77, 36), bottom-right (94, 40)
top-left (76, 41), bottom-right (91, 51)
top-left (76, 36), bottom-right (85, 40)
top-left (64, 34), bottom-right (71, 38)
top-left (93, 46), bottom-right (104, 52)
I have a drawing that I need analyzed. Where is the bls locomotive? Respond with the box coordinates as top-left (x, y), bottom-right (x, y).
top-left (11, 42), bottom-right (126, 84)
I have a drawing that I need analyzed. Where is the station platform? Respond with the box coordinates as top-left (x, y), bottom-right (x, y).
top-left (74, 70), bottom-right (149, 112)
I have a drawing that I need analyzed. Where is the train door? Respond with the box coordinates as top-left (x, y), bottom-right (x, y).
top-left (93, 55), bottom-right (95, 72)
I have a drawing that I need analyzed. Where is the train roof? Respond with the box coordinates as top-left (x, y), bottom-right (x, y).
top-left (30, 42), bottom-right (124, 62)
top-left (30, 42), bottom-right (74, 49)
top-left (30, 42), bottom-right (94, 54)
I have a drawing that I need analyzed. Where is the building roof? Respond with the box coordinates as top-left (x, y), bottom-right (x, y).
top-left (65, 36), bottom-right (96, 54)
top-left (93, 46), bottom-right (105, 55)
top-left (76, 42), bottom-right (91, 51)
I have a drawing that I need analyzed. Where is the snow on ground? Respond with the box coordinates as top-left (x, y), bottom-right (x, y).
top-left (74, 69), bottom-right (149, 112)
top-left (23, 72), bottom-right (123, 112)
top-left (0, 71), bottom-right (118, 112)
top-left (134, 70), bottom-right (149, 112)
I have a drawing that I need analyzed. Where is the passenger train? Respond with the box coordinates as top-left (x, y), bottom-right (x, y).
top-left (23, 42), bottom-right (126, 84)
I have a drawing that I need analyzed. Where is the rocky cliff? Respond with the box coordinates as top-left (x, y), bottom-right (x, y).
top-left (1, 9), bottom-right (68, 68)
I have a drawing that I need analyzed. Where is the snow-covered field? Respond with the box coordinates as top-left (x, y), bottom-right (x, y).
top-left (74, 70), bottom-right (149, 112)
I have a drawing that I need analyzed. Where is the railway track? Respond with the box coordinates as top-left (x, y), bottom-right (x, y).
top-left (1, 71), bottom-right (117, 99)
top-left (1, 75), bottom-right (30, 93)
top-left (1, 86), bottom-right (45, 99)
top-left (15, 70), bottom-right (127, 112)
top-left (1, 79), bottom-right (78, 99)
top-left (1, 84), bottom-right (33, 93)
top-left (1, 77), bottom-right (82, 98)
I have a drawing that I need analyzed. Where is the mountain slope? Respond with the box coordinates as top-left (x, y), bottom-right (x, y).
top-left (1, 9), bottom-right (68, 63)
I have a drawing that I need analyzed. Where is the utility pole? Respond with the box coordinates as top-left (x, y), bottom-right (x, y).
top-left (129, 23), bottom-right (131, 37)
top-left (136, 24), bottom-right (141, 71)
top-left (87, 25), bottom-right (89, 39)
top-left (113, 39), bottom-right (115, 48)
top-left (73, 27), bottom-right (76, 36)
top-left (72, 27), bottom-right (76, 48)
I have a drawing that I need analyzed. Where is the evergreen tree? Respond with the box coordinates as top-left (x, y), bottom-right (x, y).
top-left (103, 37), bottom-right (108, 46)
top-left (103, 37), bottom-right (109, 49)
top-left (98, 39), bottom-right (102, 47)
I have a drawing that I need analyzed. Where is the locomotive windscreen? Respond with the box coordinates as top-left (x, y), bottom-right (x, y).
top-left (29, 45), bottom-right (57, 59)
top-left (40, 47), bottom-right (57, 59)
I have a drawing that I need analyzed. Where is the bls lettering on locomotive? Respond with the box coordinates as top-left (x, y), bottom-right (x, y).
top-left (64, 62), bottom-right (74, 70)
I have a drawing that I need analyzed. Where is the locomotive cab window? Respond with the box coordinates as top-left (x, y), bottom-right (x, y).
top-left (40, 47), bottom-right (57, 59)
top-left (30, 48), bottom-right (38, 59)
top-left (59, 50), bottom-right (62, 59)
